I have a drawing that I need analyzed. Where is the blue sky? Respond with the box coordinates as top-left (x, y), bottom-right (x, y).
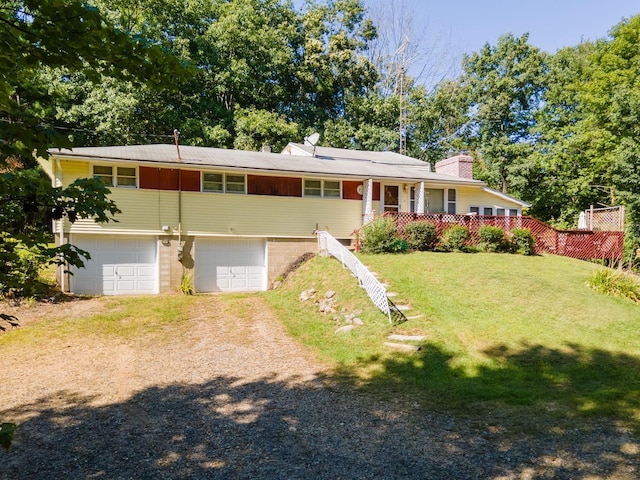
top-left (296, 0), bottom-right (638, 55)
top-left (409, 0), bottom-right (639, 55)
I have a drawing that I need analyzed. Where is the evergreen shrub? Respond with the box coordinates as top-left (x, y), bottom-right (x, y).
top-left (440, 225), bottom-right (470, 252)
top-left (404, 221), bottom-right (438, 251)
top-left (511, 228), bottom-right (536, 255)
top-left (478, 225), bottom-right (507, 252)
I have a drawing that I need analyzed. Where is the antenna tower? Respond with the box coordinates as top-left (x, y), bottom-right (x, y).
top-left (396, 40), bottom-right (409, 155)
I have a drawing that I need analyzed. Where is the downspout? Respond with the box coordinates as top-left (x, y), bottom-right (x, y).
top-left (55, 158), bottom-right (65, 292)
top-left (174, 129), bottom-right (183, 260)
top-left (178, 169), bottom-right (183, 260)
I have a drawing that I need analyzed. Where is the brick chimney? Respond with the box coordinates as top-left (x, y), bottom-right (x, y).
top-left (435, 153), bottom-right (474, 179)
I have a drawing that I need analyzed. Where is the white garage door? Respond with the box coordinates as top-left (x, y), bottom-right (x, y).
top-left (195, 238), bottom-right (267, 292)
top-left (70, 235), bottom-right (158, 295)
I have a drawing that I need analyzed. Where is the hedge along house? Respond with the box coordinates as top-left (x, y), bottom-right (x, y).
top-left (39, 143), bottom-right (529, 295)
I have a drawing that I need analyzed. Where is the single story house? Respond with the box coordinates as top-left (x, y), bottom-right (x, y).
top-left (39, 143), bottom-right (529, 295)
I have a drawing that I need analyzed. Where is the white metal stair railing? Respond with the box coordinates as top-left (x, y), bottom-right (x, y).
top-left (317, 231), bottom-right (406, 324)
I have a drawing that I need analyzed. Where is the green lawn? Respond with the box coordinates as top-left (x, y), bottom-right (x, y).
top-left (264, 252), bottom-right (640, 433)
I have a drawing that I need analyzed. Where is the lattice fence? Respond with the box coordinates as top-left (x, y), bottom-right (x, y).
top-left (585, 206), bottom-right (625, 232)
top-left (380, 212), bottom-right (624, 261)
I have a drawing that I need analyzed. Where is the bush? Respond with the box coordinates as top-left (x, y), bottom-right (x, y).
top-left (404, 221), bottom-right (438, 251)
top-left (440, 225), bottom-right (470, 252)
top-left (478, 225), bottom-right (507, 252)
top-left (587, 269), bottom-right (640, 303)
top-left (511, 228), bottom-right (536, 255)
top-left (360, 217), bottom-right (405, 254)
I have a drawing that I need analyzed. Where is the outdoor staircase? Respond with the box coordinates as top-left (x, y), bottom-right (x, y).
top-left (317, 231), bottom-right (408, 324)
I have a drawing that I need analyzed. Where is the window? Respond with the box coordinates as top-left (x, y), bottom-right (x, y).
top-left (324, 180), bottom-right (341, 198)
top-left (447, 189), bottom-right (457, 214)
top-left (425, 188), bottom-right (444, 213)
top-left (116, 167), bottom-right (136, 186)
top-left (225, 174), bottom-right (245, 194)
top-left (304, 179), bottom-right (322, 197)
top-left (303, 179), bottom-right (341, 198)
top-left (203, 173), bottom-right (223, 192)
top-left (470, 206), bottom-right (520, 216)
top-left (410, 187), bottom-right (416, 213)
top-left (93, 165), bottom-right (112, 186)
top-left (202, 173), bottom-right (245, 194)
top-left (93, 165), bottom-right (137, 187)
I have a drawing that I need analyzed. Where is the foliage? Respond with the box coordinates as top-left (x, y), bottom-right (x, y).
top-left (44, 0), bottom-right (377, 150)
top-left (0, 170), bottom-right (120, 306)
top-left (460, 33), bottom-right (547, 197)
top-left (0, 0), bottom-right (189, 162)
top-left (510, 228), bottom-right (536, 256)
top-left (477, 225), bottom-right (507, 252)
top-left (403, 221), bottom-right (438, 251)
top-left (587, 269), bottom-right (640, 303)
top-left (359, 216), bottom-right (405, 254)
top-left (439, 225), bottom-right (470, 252)
top-left (180, 271), bottom-right (195, 296)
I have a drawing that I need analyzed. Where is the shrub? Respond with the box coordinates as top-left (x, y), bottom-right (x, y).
top-left (360, 216), bottom-right (404, 254)
top-left (587, 269), bottom-right (640, 303)
top-left (511, 228), bottom-right (536, 255)
top-left (478, 225), bottom-right (507, 252)
top-left (440, 225), bottom-right (470, 252)
top-left (404, 221), bottom-right (438, 251)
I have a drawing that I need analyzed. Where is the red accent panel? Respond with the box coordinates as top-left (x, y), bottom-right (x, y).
top-left (248, 175), bottom-right (302, 197)
top-left (139, 166), bottom-right (160, 189)
top-left (139, 167), bottom-right (200, 191)
top-left (373, 182), bottom-right (381, 201)
top-left (159, 169), bottom-right (179, 190)
top-left (342, 181), bottom-right (362, 200)
top-left (180, 170), bottom-right (201, 191)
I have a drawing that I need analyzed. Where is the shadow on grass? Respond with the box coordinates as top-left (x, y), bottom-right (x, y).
top-left (1, 370), bottom-right (638, 479)
top-left (335, 341), bottom-right (640, 433)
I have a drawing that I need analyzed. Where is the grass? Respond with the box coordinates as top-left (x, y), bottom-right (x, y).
top-left (264, 252), bottom-right (640, 433)
top-left (0, 295), bottom-right (209, 349)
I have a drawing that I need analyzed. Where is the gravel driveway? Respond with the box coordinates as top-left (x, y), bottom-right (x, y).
top-left (0, 295), bottom-right (637, 479)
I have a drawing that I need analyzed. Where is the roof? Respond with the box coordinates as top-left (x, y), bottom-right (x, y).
top-left (284, 143), bottom-right (429, 166)
top-left (49, 143), bottom-right (485, 185)
top-left (482, 187), bottom-right (531, 208)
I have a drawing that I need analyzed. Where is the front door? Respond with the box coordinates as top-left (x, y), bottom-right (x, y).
top-left (383, 185), bottom-right (400, 213)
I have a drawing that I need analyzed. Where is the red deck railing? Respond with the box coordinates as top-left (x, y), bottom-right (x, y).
top-left (357, 213), bottom-right (624, 261)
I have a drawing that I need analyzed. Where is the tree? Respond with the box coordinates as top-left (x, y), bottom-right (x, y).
top-left (42, 0), bottom-right (378, 150)
top-left (460, 34), bottom-right (547, 197)
top-left (529, 42), bottom-right (603, 226)
top-left (584, 15), bottom-right (640, 260)
top-left (0, 0), bottom-right (187, 161)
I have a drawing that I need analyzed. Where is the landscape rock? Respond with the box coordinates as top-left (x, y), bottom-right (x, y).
top-left (335, 324), bottom-right (355, 334)
top-left (299, 288), bottom-right (316, 302)
top-left (324, 290), bottom-right (336, 299)
top-left (318, 298), bottom-right (336, 314)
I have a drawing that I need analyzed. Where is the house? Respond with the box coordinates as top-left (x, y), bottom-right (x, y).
top-left (39, 143), bottom-right (529, 295)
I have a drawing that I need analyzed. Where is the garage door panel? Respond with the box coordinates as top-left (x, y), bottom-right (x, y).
top-left (71, 235), bottom-right (158, 295)
top-left (195, 238), bottom-right (266, 292)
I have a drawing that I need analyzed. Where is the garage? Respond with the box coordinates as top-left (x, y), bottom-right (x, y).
top-left (194, 238), bottom-right (267, 292)
top-left (69, 235), bottom-right (158, 295)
